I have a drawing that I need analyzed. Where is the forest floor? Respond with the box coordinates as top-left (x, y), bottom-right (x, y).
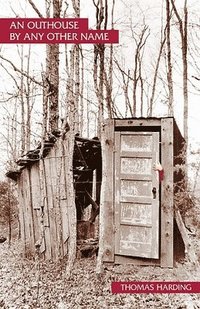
top-left (1, 206), bottom-right (200, 309)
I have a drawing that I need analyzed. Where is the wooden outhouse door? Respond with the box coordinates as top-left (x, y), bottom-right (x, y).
top-left (114, 131), bottom-right (160, 259)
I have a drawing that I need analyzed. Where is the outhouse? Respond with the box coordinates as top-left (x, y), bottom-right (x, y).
top-left (6, 116), bottom-right (186, 267)
top-left (6, 134), bottom-right (102, 260)
top-left (100, 117), bottom-right (185, 268)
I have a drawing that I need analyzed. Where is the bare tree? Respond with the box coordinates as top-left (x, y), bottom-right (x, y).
top-left (28, 0), bottom-right (61, 134)
top-left (0, 180), bottom-right (18, 244)
top-left (148, 35), bottom-right (166, 117)
top-left (47, 0), bottom-right (61, 132)
top-left (0, 46), bottom-right (38, 156)
top-left (131, 24), bottom-right (150, 116)
top-left (114, 59), bottom-right (134, 117)
top-left (64, 0), bottom-right (80, 278)
top-left (148, 2), bottom-right (175, 117)
top-left (166, 0), bottom-right (174, 115)
top-left (103, 0), bottom-right (116, 119)
top-left (93, 0), bottom-right (107, 134)
top-left (170, 0), bottom-right (188, 145)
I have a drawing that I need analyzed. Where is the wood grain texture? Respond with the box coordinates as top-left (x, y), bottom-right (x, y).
top-left (161, 118), bottom-right (174, 268)
top-left (100, 119), bottom-right (115, 263)
top-left (114, 131), bottom-right (159, 259)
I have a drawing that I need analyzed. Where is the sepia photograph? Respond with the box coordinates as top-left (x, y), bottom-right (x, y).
top-left (0, 0), bottom-right (200, 308)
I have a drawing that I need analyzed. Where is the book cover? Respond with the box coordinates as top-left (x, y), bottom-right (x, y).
top-left (0, 1), bottom-right (200, 308)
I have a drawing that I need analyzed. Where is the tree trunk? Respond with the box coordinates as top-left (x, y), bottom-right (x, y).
top-left (183, 0), bottom-right (188, 146)
top-left (149, 35), bottom-right (166, 116)
top-left (20, 46), bottom-right (26, 154)
top-left (170, 0), bottom-right (188, 169)
top-left (131, 25), bottom-right (149, 117)
top-left (48, 43), bottom-right (59, 132)
top-left (47, 0), bottom-right (61, 132)
top-left (25, 45), bottom-right (32, 150)
top-left (93, 0), bottom-right (108, 136)
top-left (64, 0), bottom-right (81, 278)
top-left (166, 0), bottom-right (174, 116)
top-left (79, 47), bottom-right (84, 135)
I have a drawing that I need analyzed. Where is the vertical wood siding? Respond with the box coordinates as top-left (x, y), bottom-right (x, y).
top-left (18, 138), bottom-right (74, 260)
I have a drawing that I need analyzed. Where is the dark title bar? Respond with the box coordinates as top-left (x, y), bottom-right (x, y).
top-left (112, 282), bottom-right (200, 294)
top-left (0, 18), bottom-right (119, 44)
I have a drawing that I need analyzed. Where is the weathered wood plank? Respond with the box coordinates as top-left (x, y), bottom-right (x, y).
top-left (120, 196), bottom-right (152, 204)
top-left (62, 133), bottom-right (77, 276)
top-left (47, 146), bottom-right (59, 260)
top-left (55, 139), bottom-right (66, 258)
top-left (120, 174), bottom-right (152, 181)
top-left (30, 163), bottom-right (41, 210)
top-left (17, 173), bottom-right (26, 255)
top-left (161, 118), bottom-right (174, 268)
top-left (21, 170), bottom-right (30, 253)
top-left (115, 118), bottom-right (161, 127)
top-left (60, 140), bottom-right (71, 257)
top-left (24, 168), bottom-right (35, 255)
top-left (115, 255), bottom-right (160, 266)
top-left (151, 132), bottom-right (160, 259)
top-left (114, 132), bottom-right (121, 258)
top-left (60, 199), bottom-right (69, 256)
top-left (43, 154), bottom-right (54, 260)
top-left (53, 142), bottom-right (62, 258)
top-left (121, 151), bottom-right (153, 158)
top-left (41, 158), bottom-right (52, 260)
top-left (30, 164), bottom-right (40, 246)
top-left (100, 119), bottom-right (115, 263)
top-left (37, 159), bottom-right (46, 256)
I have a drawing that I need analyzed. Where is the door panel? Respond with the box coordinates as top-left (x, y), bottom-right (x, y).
top-left (121, 134), bottom-right (152, 152)
top-left (121, 158), bottom-right (152, 175)
top-left (121, 180), bottom-right (152, 197)
top-left (120, 203), bottom-right (152, 225)
top-left (115, 132), bottom-right (160, 259)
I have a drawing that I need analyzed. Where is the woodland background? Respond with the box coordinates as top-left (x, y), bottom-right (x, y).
top-left (1, 1), bottom-right (200, 308)
top-left (1, 0), bottom-right (200, 213)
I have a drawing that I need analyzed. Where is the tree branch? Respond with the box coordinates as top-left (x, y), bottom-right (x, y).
top-left (28, 0), bottom-right (44, 18)
top-left (170, 0), bottom-right (184, 38)
top-left (0, 55), bottom-right (43, 87)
